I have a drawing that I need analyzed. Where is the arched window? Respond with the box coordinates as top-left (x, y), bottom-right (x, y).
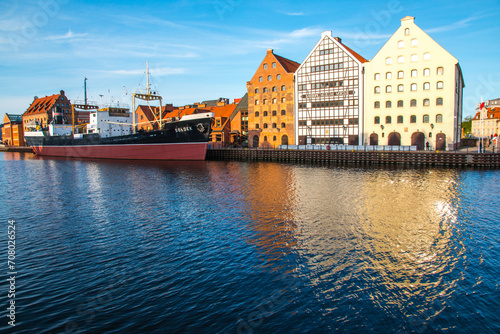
top-left (410, 115), bottom-right (416, 123)
top-left (263, 123), bottom-right (268, 129)
top-left (423, 98), bottom-right (430, 106)
top-left (374, 73), bottom-right (380, 80)
top-left (267, 75), bottom-right (272, 81)
top-left (397, 56), bottom-right (404, 63)
top-left (263, 111), bottom-right (268, 116)
top-left (411, 83), bottom-right (417, 91)
top-left (281, 110), bottom-right (286, 115)
top-left (281, 98), bottom-right (285, 103)
top-left (281, 122), bottom-right (285, 128)
top-left (436, 97), bottom-right (443, 106)
top-left (255, 99), bottom-right (259, 105)
top-left (255, 88), bottom-right (259, 93)
top-left (263, 99), bottom-right (267, 105)
top-left (272, 86), bottom-right (277, 92)
top-left (411, 69), bottom-right (417, 77)
top-left (263, 87), bottom-right (268, 93)
top-left (375, 86), bottom-right (380, 94)
top-left (405, 28), bottom-right (410, 35)
top-left (374, 116), bottom-right (380, 124)
top-left (411, 54), bottom-right (418, 62)
top-left (410, 99), bottom-right (417, 107)
top-left (437, 67), bottom-right (444, 75)
top-left (386, 57), bottom-right (392, 65)
top-left (272, 110), bottom-right (277, 116)
top-left (264, 136), bottom-right (267, 141)
top-left (386, 72), bottom-right (392, 79)
top-left (374, 101), bottom-right (380, 108)
top-left (423, 82), bottom-right (430, 90)
top-left (397, 40), bottom-right (404, 48)
top-left (386, 101), bottom-right (392, 108)
top-left (281, 85), bottom-right (285, 91)
top-left (397, 100), bottom-right (403, 107)
top-left (255, 123), bottom-right (260, 129)
top-left (263, 63), bottom-right (267, 69)
top-left (437, 81), bottom-right (443, 89)
top-left (273, 136), bottom-right (276, 141)
top-left (272, 123), bottom-right (277, 128)
top-left (423, 52), bottom-right (431, 60)
top-left (259, 76), bottom-right (263, 82)
top-left (386, 116), bottom-right (392, 124)
top-left (276, 74), bottom-right (281, 80)
top-left (423, 115), bottom-right (430, 123)
top-left (386, 85), bottom-right (392, 93)
top-left (397, 115), bottom-right (404, 123)
top-left (272, 62), bottom-right (276, 68)
top-left (411, 38), bottom-right (418, 46)
top-left (398, 71), bottom-right (404, 79)
top-left (272, 98), bottom-right (276, 104)
top-left (436, 114), bottom-right (443, 123)
top-left (255, 111), bottom-right (260, 117)
top-left (398, 84), bottom-right (404, 92)
top-left (423, 68), bottom-right (430, 76)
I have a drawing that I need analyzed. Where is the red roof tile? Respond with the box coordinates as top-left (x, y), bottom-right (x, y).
top-left (274, 54), bottom-right (301, 73)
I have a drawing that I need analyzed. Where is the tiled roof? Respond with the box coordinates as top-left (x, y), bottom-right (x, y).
top-left (24, 94), bottom-right (60, 116)
top-left (473, 107), bottom-right (500, 120)
top-left (136, 105), bottom-right (179, 122)
top-left (274, 54), bottom-right (300, 73)
top-left (341, 43), bottom-right (368, 63)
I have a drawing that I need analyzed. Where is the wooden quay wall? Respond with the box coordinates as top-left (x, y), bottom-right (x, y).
top-left (207, 148), bottom-right (500, 168)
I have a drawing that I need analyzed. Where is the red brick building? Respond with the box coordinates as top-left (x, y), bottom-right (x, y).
top-left (22, 90), bottom-right (73, 132)
top-left (247, 49), bottom-right (300, 148)
top-left (2, 114), bottom-right (24, 146)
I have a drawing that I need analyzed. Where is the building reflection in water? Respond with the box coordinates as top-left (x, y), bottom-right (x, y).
top-left (241, 164), bottom-right (465, 325)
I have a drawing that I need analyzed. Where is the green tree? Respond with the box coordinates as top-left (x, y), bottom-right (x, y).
top-left (462, 115), bottom-right (473, 136)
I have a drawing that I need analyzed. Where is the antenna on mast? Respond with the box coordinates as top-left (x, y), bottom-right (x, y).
top-left (84, 77), bottom-right (88, 105)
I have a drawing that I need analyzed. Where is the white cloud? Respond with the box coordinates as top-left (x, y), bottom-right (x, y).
top-left (282, 12), bottom-right (305, 16)
top-left (102, 67), bottom-right (185, 76)
top-left (426, 14), bottom-right (494, 33)
top-left (45, 29), bottom-right (88, 41)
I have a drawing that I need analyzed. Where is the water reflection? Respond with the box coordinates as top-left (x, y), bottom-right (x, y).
top-left (241, 165), bottom-right (467, 330)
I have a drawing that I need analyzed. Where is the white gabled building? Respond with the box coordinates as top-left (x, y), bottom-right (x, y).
top-left (364, 16), bottom-right (465, 150)
top-left (294, 31), bottom-right (367, 146)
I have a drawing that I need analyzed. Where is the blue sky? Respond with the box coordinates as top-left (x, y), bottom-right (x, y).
top-left (1, 0), bottom-right (499, 122)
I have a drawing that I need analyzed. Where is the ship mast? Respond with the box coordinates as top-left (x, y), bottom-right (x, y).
top-left (72, 77), bottom-right (98, 134)
top-left (131, 61), bottom-right (163, 134)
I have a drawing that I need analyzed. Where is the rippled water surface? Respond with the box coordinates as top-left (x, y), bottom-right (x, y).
top-left (1, 152), bottom-right (499, 333)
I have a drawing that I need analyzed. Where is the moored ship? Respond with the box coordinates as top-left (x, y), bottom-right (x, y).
top-left (24, 63), bottom-right (214, 161)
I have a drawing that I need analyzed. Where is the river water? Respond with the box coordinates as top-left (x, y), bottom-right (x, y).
top-left (0, 152), bottom-right (499, 333)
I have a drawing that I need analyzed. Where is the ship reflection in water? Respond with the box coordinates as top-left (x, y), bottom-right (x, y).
top-left (0, 152), bottom-right (498, 333)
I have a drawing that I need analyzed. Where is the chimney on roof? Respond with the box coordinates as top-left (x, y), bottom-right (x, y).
top-left (267, 48), bottom-right (273, 54)
top-left (334, 37), bottom-right (342, 43)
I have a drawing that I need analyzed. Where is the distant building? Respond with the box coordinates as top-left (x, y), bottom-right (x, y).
top-left (364, 16), bottom-right (465, 150)
top-left (135, 104), bottom-right (179, 131)
top-left (247, 49), bottom-right (300, 148)
top-left (295, 31), bottom-right (367, 146)
top-left (22, 91), bottom-right (73, 133)
top-left (230, 93), bottom-right (249, 146)
top-left (471, 105), bottom-right (500, 138)
top-left (2, 114), bottom-right (24, 146)
top-left (207, 100), bottom-right (238, 147)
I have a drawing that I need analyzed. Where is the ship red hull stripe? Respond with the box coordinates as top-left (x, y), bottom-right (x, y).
top-left (31, 142), bottom-right (208, 160)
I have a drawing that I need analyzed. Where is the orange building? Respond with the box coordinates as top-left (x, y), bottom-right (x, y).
top-left (22, 91), bottom-right (73, 132)
top-left (247, 49), bottom-right (300, 148)
top-left (2, 114), bottom-right (25, 146)
top-left (135, 104), bottom-right (179, 131)
top-left (206, 100), bottom-right (238, 147)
